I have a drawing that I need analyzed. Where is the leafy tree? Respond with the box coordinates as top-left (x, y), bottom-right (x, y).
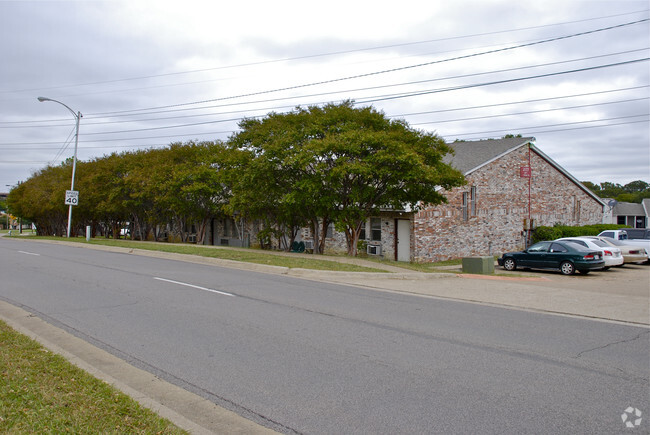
top-left (7, 164), bottom-right (70, 235)
top-left (228, 101), bottom-right (465, 256)
top-left (623, 180), bottom-right (649, 193)
top-left (583, 179), bottom-right (650, 203)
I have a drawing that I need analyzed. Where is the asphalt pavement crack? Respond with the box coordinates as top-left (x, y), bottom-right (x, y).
top-left (575, 330), bottom-right (650, 359)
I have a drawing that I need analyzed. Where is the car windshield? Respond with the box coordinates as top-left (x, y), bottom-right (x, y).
top-left (590, 239), bottom-right (609, 247)
top-left (595, 237), bottom-right (621, 246)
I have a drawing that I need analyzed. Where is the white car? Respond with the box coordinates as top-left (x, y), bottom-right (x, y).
top-left (556, 237), bottom-right (624, 269)
top-left (584, 236), bottom-right (648, 264)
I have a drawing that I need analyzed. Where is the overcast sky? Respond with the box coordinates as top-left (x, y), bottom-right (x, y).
top-left (1, 0), bottom-right (648, 193)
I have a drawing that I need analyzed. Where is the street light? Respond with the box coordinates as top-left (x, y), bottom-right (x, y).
top-left (37, 97), bottom-right (82, 238)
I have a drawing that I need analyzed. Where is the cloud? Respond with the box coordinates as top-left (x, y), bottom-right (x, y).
top-left (0, 0), bottom-right (648, 192)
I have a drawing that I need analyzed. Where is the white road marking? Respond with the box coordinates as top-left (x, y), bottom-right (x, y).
top-left (154, 277), bottom-right (235, 297)
top-left (18, 251), bottom-right (40, 256)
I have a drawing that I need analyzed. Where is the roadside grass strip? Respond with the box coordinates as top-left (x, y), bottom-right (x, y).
top-left (0, 319), bottom-right (187, 434)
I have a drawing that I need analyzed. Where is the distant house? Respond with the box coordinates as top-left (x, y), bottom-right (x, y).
top-left (205, 137), bottom-right (607, 262)
top-left (607, 199), bottom-right (650, 228)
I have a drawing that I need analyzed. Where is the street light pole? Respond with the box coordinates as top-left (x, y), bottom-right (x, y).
top-left (37, 97), bottom-right (82, 238)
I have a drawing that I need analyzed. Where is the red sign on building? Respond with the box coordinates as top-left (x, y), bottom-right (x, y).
top-left (520, 166), bottom-right (531, 178)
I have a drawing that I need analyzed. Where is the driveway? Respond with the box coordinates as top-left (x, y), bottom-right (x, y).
top-left (311, 263), bottom-right (650, 325)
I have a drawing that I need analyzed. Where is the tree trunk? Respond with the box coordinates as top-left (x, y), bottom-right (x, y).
top-left (310, 218), bottom-right (321, 255)
top-left (344, 221), bottom-right (363, 256)
top-left (317, 217), bottom-right (330, 255)
top-left (196, 217), bottom-right (210, 245)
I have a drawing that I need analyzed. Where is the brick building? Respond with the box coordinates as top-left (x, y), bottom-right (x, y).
top-left (207, 137), bottom-right (606, 262)
top-left (409, 137), bottom-right (605, 262)
top-left (348, 137), bottom-right (605, 262)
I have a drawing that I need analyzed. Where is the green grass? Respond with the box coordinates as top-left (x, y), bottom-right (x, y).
top-left (0, 319), bottom-right (187, 434)
top-left (22, 236), bottom-right (389, 272)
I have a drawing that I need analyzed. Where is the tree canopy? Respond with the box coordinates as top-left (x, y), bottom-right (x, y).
top-left (227, 101), bottom-right (465, 255)
top-left (7, 102), bottom-right (465, 256)
top-left (582, 180), bottom-right (650, 203)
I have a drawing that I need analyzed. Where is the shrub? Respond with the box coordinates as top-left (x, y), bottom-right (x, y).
top-left (532, 223), bottom-right (627, 243)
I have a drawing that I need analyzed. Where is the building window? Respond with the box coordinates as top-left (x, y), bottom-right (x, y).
top-left (462, 192), bottom-right (469, 221)
top-left (359, 221), bottom-right (367, 240)
top-left (617, 216), bottom-right (627, 225)
top-left (370, 217), bottom-right (381, 241)
top-left (326, 222), bottom-right (334, 238)
top-left (470, 186), bottom-right (477, 217)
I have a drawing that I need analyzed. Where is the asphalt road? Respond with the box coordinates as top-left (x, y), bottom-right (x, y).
top-left (1, 238), bottom-right (648, 434)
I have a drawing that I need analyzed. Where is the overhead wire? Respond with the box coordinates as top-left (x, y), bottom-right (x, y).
top-left (1, 47), bottom-right (639, 128)
top-left (0, 14), bottom-right (646, 164)
top-left (86, 18), bottom-right (650, 116)
top-left (3, 8), bottom-right (646, 96)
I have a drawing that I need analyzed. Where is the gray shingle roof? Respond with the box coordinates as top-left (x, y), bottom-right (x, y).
top-left (614, 202), bottom-right (645, 216)
top-left (444, 137), bottom-right (534, 174)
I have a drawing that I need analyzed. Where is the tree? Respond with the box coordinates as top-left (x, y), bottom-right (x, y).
top-left (228, 101), bottom-right (465, 256)
top-left (7, 164), bottom-right (70, 235)
top-left (583, 179), bottom-right (649, 203)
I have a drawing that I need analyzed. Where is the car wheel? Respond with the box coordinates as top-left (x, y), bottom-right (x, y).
top-left (560, 261), bottom-right (575, 275)
top-left (503, 258), bottom-right (516, 271)
top-left (602, 266), bottom-right (610, 271)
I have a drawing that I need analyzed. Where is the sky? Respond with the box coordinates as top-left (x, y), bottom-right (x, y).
top-left (1, 0), bottom-right (648, 193)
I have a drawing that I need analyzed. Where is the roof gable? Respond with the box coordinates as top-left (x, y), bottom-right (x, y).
top-left (444, 137), bottom-right (533, 174)
top-left (445, 137), bottom-right (605, 206)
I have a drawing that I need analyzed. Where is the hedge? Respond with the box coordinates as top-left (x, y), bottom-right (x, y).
top-left (531, 224), bottom-right (629, 244)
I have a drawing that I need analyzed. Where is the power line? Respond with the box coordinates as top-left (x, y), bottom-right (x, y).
top-left (4, 9), bottom-right (646, 97)
top-left (88, 18), bottom-right (650, 116)
top-left (58, 48), bottom-right (649, 126)
top-left (410, 97), bottom-right (648, 126)
top-left (356, 58), bottom-right (649, 104)
top-left (389, 85), bottom-right (649, 118)
top-left (72, 58), bottom-right (649, 137)
top-left (441, 114), bottom-right (649, 138)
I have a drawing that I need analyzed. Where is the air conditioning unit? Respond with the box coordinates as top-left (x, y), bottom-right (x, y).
top-left (367, 244), bottom-right (382, 255)
top-left (303, 240), bottom-right (314, 250)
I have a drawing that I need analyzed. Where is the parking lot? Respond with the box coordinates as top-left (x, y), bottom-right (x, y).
top-left (316, 262), bottom-right (650, 325)
top-left (497, 261), bottom-right (650, 298)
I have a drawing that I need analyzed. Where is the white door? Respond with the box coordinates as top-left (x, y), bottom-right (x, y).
top-left (396, 220), bottom-right (411, 262)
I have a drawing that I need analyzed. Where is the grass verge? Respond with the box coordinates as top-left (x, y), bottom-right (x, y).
top-left (21, 236), bottom-right (390, 272)
top-left (0, 319), bottom-right (186, 434)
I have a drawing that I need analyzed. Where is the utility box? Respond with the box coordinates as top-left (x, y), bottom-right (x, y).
top-left (462, 256), bottom-right (494, 274)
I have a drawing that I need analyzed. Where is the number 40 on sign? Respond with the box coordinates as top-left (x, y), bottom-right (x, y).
top-left (65, 190), bottom-right (79, 206)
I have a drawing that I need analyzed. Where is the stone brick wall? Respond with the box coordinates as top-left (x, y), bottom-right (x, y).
top-left (413, 145), bottom-right (604, 262)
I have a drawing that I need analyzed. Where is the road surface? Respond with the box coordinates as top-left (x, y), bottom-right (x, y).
top-left (1, 238), bottom-right (648, 434)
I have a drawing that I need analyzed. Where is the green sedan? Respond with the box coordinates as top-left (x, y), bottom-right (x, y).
top-left (498, 240), bottom-right (605, 275)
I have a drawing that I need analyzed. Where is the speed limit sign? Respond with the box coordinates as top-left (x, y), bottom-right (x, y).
top-left (65, 190), bottom-right (79, 206)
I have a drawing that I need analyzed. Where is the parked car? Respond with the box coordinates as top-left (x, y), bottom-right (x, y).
top-left (498, 240), bottom-right (604, 275)
top-left (597, 229), bottom-right (650, 260)
top-left (584, 236), bottom-right (648, 264)
top-left (555, 237), bottom-right (624, 269)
